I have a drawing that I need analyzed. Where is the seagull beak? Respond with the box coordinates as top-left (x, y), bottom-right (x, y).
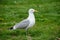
top-left (34, 10), bottom-right (38, 12)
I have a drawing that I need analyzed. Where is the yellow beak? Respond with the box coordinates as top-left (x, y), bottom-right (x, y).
top-left (34, 10), bottom-right (38, 12)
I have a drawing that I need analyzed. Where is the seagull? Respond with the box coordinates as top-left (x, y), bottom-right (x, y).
top-left (10, 8), bottom-right (37, 31)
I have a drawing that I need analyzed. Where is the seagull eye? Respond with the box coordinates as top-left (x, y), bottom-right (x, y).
top-left (31, 10), bottom-right (33, 11)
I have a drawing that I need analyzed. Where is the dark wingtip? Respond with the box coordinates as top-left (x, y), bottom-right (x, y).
top-left (10, 27), bottom-right (13, 29)
top-left (8, 27), bottom-right (13, 30)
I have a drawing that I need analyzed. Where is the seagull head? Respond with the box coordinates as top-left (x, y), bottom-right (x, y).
top-left (28, 8), bottom-right (38, 13)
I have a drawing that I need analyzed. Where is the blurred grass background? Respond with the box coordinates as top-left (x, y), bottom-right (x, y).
top-left (0, 0), bottom-right (60, 40)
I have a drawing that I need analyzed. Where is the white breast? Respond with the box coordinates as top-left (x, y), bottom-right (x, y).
top-left (26, 10), bottom-right (35, 29)
top-left (27, 13), bottom-right (35, 28)
top-left (28, 18), bottom-right (35, 27)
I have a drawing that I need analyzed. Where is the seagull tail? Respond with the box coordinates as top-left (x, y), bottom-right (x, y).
top-left (9, 27), bottom-right (13, 30)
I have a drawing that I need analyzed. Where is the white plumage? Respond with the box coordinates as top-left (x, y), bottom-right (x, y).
top-left (10, 8), bottom-right (37, 30)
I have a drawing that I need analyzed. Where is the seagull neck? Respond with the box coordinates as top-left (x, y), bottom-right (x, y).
top-left (27, 12), bottom-right (35, 20)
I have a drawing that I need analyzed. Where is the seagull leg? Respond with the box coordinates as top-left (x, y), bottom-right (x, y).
top-left (26, 28), bottom-right (30, 36)
top-left (26, 28), bottom-right (32, 40)
top-left (26, 29), bottom-right (28, 36)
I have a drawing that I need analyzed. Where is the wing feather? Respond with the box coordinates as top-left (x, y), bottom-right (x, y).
top-left (14, 19), bottom-right (30, 29)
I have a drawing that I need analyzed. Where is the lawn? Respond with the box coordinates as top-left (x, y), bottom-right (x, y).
top-left (0, 0), bottom-right (60, 40)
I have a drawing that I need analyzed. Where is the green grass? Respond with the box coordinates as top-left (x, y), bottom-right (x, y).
top-left (0, 0), bottom-right (60, 40)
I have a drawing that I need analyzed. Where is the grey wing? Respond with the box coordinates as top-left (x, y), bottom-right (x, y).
top-left (14, 19), bottom-right (30, 29)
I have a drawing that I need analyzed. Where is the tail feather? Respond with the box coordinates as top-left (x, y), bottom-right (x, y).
top-left (9, 27), bottom-right (13, 30)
